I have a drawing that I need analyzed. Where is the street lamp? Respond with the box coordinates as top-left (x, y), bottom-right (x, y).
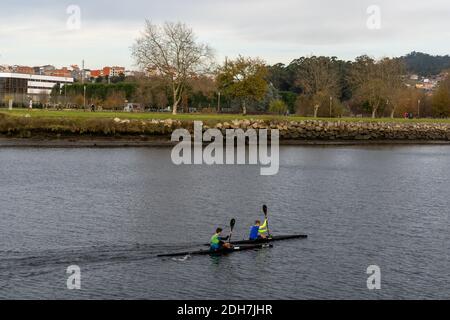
top-left (418, 99), bottom-right (421, 118)
top-left (83, 85), bottom-right (86, 110)
top-left (329, 96), bottom-right (333, 118)
top-left (217, 91), bottom-right (221, 113)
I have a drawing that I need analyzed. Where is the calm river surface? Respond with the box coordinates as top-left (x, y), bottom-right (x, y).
top-left (0, 145), bottom-right (449, 299)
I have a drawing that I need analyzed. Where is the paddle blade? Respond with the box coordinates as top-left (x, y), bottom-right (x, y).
top-left (230, 218), bottom-right (236, 231)
top-left (263, 205), bottom-right (268, 216)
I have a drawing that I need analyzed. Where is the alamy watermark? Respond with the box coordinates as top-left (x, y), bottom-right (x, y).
top-left (366, 5), bottom-right (381, 30)
top-left (67, 265), bottom-right (81, 290)
top-left (171, 121), bottom-right (280, 176)
top-left (367, 265), bottom-right (381, 290)
top-left (66, 5), bottom-right (81, 30)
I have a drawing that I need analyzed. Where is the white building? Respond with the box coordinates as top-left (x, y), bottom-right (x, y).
top-left (0, 72), bottom-right (74, 104)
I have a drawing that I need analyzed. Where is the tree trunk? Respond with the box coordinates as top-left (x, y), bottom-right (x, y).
top-left (172, 101), bottom-right (178, 115)
top-left (172, 88), bottom-right (180, 115)
top-left (313, 104), bottom-right (320, 118)
top-left (390, 104), bottom-right (397, 119)
top-left (372, 106), bottom-right (378, 119)
top-left (172, 82), bottom-right (180, 115)
top-left (242, 100), bottom-right (247, 116)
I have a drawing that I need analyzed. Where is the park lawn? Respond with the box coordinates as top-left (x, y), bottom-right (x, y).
top-left (1, 108), bottom-right (289, 122)
top-left (1, 108), bottom-right (450, 124)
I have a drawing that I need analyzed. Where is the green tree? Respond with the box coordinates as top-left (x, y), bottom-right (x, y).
top-left (216, 56), bottom-right (268, 114)
top-left (65, 83), bottom-right (137, 103)
top-left (279, 91), bottom-right (297, 114)
top-left (267, 63), bottom-right (293, 92)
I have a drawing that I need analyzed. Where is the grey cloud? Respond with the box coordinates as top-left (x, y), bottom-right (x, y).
top-left (0, 0), bottom-right (449, 67)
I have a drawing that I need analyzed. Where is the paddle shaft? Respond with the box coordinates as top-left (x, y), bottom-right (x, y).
top-left (265, 213), bottom-right (271, 236)
top-left (263, 205), bottom-right (271, 236)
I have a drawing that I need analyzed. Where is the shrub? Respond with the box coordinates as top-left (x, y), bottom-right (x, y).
top-left (269, 99), bottom-right (288, 115)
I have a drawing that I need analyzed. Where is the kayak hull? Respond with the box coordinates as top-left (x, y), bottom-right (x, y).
top-left (158, 243), bottom-right (273, 258)
top-left (232, 234), bottom-right (307, 245)
top-left (203, 234), bottom-right (307, 246)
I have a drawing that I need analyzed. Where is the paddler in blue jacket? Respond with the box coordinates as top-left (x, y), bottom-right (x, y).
top-left (210, 228), bottom-right (231, 251)
top-left (249, 219), bottom-right (268, 241)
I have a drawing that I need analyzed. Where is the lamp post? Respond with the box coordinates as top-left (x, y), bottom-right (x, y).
top-left (83, 85), bottom-right (86, 110)
top-left (60, 87), bottom-right (63, 108)
top-left (217, 91), bottom-right (221, 113)
top-left (329, 96), bottom-right (333, 118)
top-left (418, 99), bottom-right (421, 118)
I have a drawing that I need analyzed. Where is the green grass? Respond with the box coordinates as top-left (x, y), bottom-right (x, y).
top-left (1, 108), bottom-right (450, 124)
top-left (1, 108), bottom-right (285, 122)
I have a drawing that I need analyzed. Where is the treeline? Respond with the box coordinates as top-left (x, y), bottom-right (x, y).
top-left (49, 19), bottom-right (450, 118)
top-left (52, 54), bottom-right (450, 118)
top-left (52, 83), bottom-right (137, 110)
top-left (268, 55), bottom-right (408, 118)
top-left (269, 54), bottom-right (450, 118)
top-left (52, 75), bottom-right (218, 112)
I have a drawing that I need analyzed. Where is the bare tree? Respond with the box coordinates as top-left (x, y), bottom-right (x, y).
top-left (349, 56), bottom-right (405, 118)
top-left (132, 21), bottom-right (215, 114)
top-left (292, 56), bottom-right (341, 117)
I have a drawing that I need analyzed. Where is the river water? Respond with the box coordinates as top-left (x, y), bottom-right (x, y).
top-left (0, 145), bottom-right (449, 299)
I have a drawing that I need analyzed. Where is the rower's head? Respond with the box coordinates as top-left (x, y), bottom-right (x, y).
top-left (216, 227), bottom-right (223, 234)
top-left (255, 220), bottom-right (261, 226)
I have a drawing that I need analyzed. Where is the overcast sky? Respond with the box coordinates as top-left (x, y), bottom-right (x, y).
top-left (0, 0), bottom-right (449, 69)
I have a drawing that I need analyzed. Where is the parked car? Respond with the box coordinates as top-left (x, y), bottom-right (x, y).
top-left (157, 106), bottom-right (172, 113)
top-left (124, 103), bottom-right (142, 112)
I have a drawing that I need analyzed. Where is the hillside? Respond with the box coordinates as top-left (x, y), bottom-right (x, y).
top-left (401, 52), bottom-right (450, 76)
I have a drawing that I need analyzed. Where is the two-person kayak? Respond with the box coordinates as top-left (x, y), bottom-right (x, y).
top-left (158, 205), bottom-right (307, 258)
top-left (202, 205), bottom-right (307, 246)
top-left (158, 235), bottom-right (307, 258)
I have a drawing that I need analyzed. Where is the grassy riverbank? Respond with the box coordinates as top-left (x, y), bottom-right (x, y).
top-left (1, 108), bottom-right (450, 141)
top-left (2, 108), bottom-right (450, 124)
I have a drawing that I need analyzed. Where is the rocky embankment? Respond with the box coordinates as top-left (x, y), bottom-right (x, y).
top-left (1, 113), bottom-right (450, 142)
top-left (220, 119), bottom-right (450, 141)
top-left (189, 118), bottom-right (450, 141)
